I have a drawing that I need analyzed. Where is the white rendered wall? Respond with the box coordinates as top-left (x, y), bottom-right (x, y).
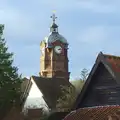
top-left (23, 78), bottom-right (49, 113)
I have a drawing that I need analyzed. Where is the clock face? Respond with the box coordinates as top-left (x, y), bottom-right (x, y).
top-left (54, 46), bottom-right (62, 54)
top-left (41, 47), bottom-right (45, 55)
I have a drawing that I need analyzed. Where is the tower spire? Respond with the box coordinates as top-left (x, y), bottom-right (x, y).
top-left (50, 11), bottom-right (57, 23)
top-left (50, 11), bottom-right (58, 32)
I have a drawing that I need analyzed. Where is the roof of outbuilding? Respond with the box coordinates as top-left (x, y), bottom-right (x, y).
top-left (20, 77), bottom-right (32, 106)
top-left (31, 76), bottom-right (72, 109)
top-left (73, 52), bottom-right (120, 110)
top-left (64, 105), bottom-right (120, 120)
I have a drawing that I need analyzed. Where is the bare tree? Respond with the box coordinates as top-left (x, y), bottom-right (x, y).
top-left (56, 85), bottom-right (77, 112)
top-left (80, 68), bottom-right (89, 81)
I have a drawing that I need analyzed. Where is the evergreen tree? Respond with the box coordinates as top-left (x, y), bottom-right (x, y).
top-left (0, 24), bottom-right (22, 117)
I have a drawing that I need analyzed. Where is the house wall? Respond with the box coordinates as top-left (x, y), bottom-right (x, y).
top-left (2, 107), bottom-right (44, 120)
top-left (78, 63), bottom-right (120, 108)
top-left (26, 108), bottom-right (43, 120)
top-left (23, 78), bottom-right (49, 114)
top-left (2, 106), bottom-right (24, 120)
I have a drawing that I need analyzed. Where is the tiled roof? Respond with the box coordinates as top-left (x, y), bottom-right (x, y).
top-left (73, 52), bottom-right (120, 110)
top-left (31, 76), bottom-right (72, 109)
top-left (103, 54), bottom-right (120, 73)
top-left (20, 77), bottom-right (32, 105)
top-left (64, 106), bottom-right (120, 120)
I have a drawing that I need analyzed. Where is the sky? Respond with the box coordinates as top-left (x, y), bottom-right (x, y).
top-left (1, 0), bottom-right (120, 80)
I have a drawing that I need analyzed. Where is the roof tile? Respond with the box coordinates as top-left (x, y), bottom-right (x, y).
top-left (31, 76), bottom-right (72, 109)
top-left (64, 106), bottom-right (120, 120)
top-left (104, 54), bottom-right (120, 73)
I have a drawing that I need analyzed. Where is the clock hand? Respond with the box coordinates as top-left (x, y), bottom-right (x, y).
top-left (58, 48), bottom-right (62, 50)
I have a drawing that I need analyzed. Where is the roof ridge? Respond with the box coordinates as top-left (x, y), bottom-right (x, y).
top-left (104, 53), bottom-right (120, 58)
top-left (80, 105), bottom-right (120, 109)
top-left (31, 75), bottom-right (40, 78)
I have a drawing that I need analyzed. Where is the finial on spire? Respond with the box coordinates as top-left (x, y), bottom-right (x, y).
top-left (50, 10), bottom-right (57, 23)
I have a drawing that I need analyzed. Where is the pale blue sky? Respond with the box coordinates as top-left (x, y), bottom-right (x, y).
top-left (0, 0), bottom-right (120, 80)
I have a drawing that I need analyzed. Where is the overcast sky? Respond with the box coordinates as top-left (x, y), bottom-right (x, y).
top-left (0, 0), bottom-right (120, 80)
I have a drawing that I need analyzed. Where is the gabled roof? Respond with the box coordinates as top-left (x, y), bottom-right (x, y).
top-left (20, 77), bottom-right (32, 106)
top-left (73, 52), bottom-right (120, 109)
top-left (31, 76), bottom-right (72, 109)
top-left (64, 105), bottom-right (120, 120)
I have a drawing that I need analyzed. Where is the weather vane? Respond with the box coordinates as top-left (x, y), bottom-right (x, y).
top-left (50, 10), bottom-right (57, 23)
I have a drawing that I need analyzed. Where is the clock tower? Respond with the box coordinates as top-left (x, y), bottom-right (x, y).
top-left (39, 13), bottom-right (70, 81)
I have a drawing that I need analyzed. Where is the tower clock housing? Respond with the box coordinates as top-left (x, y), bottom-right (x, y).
top-left (39, 14), bottom-right (70, 81)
